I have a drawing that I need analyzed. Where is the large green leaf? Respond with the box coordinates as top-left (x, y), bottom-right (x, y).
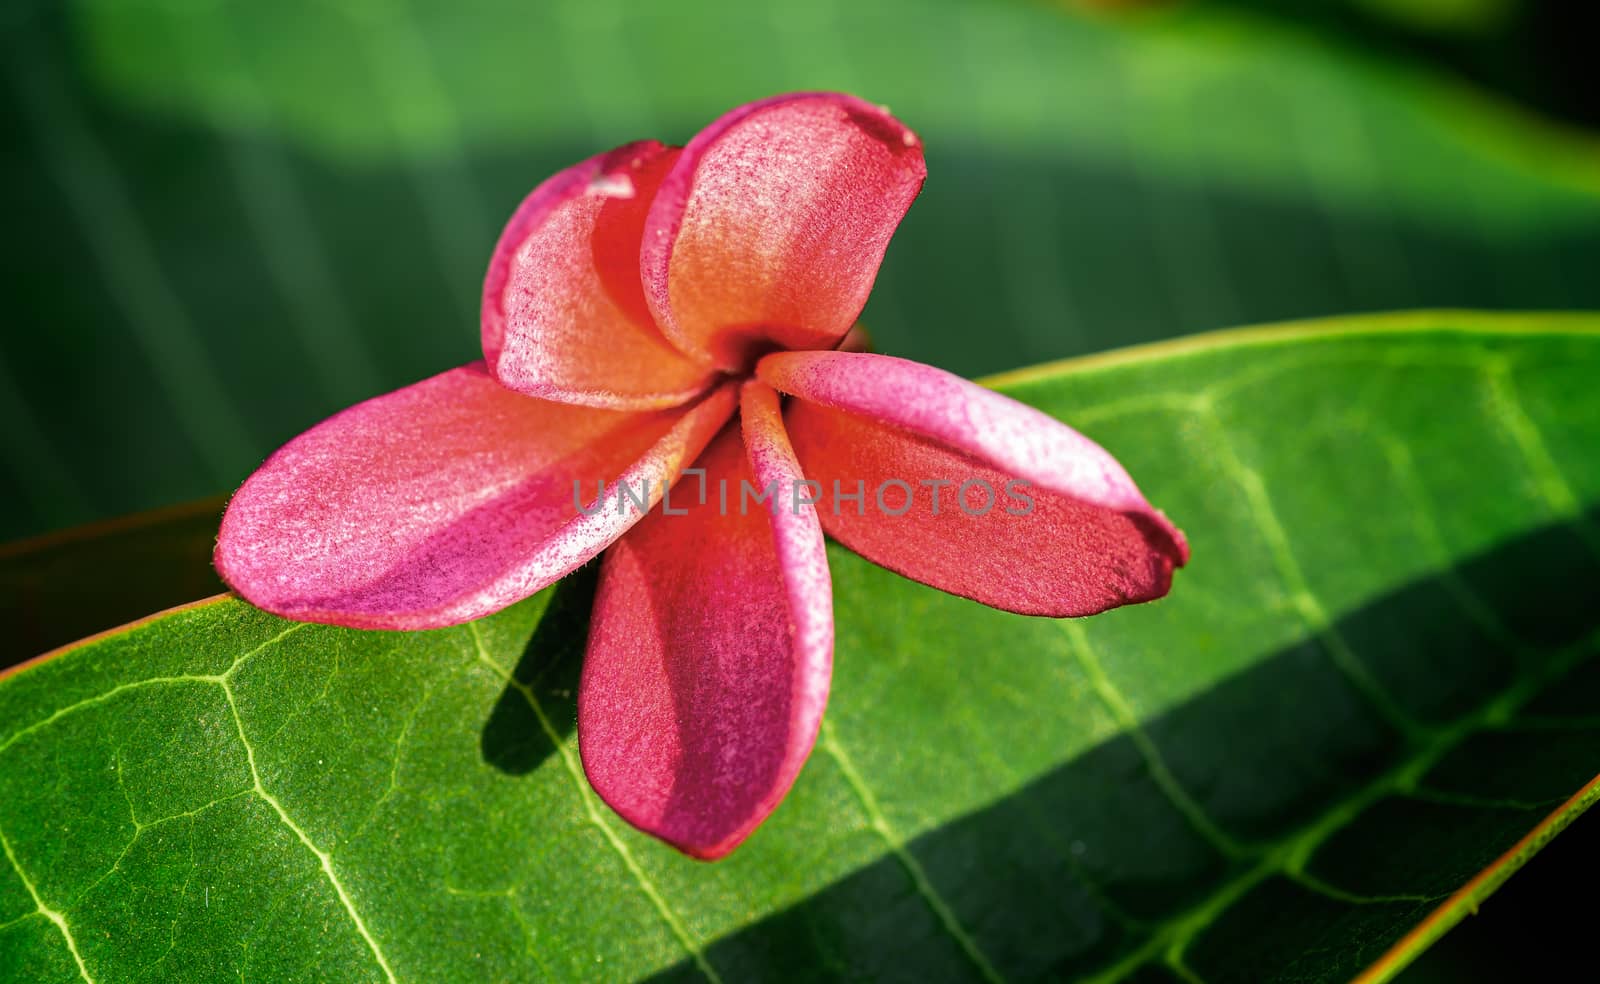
top-left (2, 313), bottom-right (1598, 982)
top-left (5, 1), bottom-right (1600, 539)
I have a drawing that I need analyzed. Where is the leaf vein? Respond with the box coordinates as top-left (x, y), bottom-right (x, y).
top-left (1484, 364), bottom-right (1600, 557)
top-left (818, 720), bottom-right (1007, 984)
top-left (0, 820), bottom-right (94, 983)
top-left (1200, 402), bottom-right (1432, 743)
top-left (1370, 431), bottom-right (1525, 649)
top-left (0, 675), bottom-right (223, 757)
top-left (1060, 621), bottom-right (1250, 860)
top-left (1080, 630), bottom-right (1599, 983)
top-left (0, 624), bottom-right (306, 758)
top-left (219, 678), bottom-right (398, 984)
top-left (466, 624), bottom-right (723, 984)
top-left (1287, 871), bottom-right (1439, 906)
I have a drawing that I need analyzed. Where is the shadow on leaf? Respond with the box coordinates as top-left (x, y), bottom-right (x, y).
top-left (645, 508), bottom-right (1600, 983)
top-left (479, 562), bottom-right (597, 775)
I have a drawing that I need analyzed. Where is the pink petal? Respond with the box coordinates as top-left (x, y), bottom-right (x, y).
top-left (483, 141), bottom-right (717, 410)
top-left (640, 93), bottom-right (926, 371)
top-left (759, 351), bottom-right (1188, 617)
top-left (216, 364), bottom-right (736, 629)
top-left (579, 384), bottom-right (832, 859)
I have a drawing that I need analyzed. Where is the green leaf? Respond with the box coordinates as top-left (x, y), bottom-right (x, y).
top-left (7, 1), bottom-right (1600, 539)
top-left (3, 312), bottom-right (1598, 982)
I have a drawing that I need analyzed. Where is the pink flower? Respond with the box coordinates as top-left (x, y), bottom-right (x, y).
top-left (216, 93), bottom-right (1187, 859)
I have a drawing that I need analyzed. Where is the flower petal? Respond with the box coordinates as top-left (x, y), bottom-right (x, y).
top-left (759, 350), bottom-right (1188, 616)
top-left (579, 385), bottom-right (832, 859)
top-left (483, 140), bottom-right (717, 409)
top-left (641, 93), bottom-right (926, 371)
top-left (216, 364), bottom-right (736, 629)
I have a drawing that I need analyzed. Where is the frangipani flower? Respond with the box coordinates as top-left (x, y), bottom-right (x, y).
top-left (216, 93), bottom-right (1188, 859)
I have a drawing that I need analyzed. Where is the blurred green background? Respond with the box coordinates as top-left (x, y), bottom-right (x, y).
top-left (4, 0), bottom-right (1600, 544)
top-left (3, 1), bottom-right (1598, 976)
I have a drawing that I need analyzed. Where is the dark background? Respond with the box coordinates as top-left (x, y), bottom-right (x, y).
top-left (5, 0), bottom-right (1600, 543)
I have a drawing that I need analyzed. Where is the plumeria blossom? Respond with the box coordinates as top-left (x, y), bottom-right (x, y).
top-left (216, 93), bottom-right (1188, 859)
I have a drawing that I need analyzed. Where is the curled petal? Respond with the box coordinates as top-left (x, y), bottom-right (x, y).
top-left (216, 364), bottom-right (736, 629)
top-left (759, 350), bottom-right (1188, 616)
top-left (641, 92), bottom-right (926, 371)
top-left (483, 141), bottom-right (716, 409)
top-left (579, 390), bottom-right (832, 859)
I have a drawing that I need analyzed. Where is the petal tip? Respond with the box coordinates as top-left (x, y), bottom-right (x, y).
top-left (579, 755), bottom-right (760, 861)
top-left (641, 92), bottom-right (926, 369)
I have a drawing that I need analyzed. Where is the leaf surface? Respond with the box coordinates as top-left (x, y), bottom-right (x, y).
top-left (2, 313), bottom-right (1599, 982)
